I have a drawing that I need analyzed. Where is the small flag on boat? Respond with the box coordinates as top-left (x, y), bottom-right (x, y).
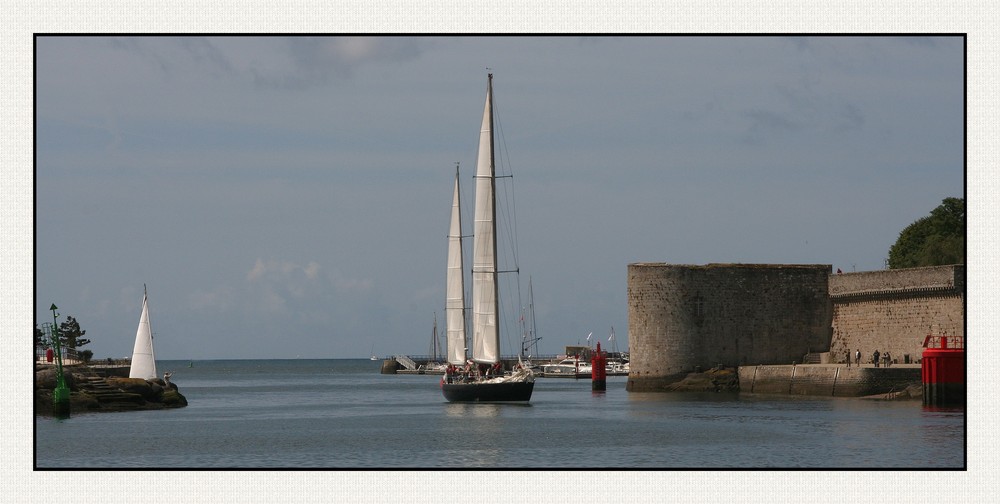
top-left (586, 332), bottom-right (592, 342)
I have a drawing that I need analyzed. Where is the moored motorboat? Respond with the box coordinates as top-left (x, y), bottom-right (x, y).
top-left (540, 357), bottom-right (592, 376)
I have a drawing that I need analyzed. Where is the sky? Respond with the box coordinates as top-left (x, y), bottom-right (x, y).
top-left (34, 36), bottom-right (965, 360)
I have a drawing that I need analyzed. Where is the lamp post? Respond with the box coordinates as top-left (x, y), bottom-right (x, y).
top-left (49, 304), bottom-right (71, 418)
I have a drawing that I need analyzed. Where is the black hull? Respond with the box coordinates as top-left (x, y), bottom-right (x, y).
top-left (441, 380), bottom-right (534, 402)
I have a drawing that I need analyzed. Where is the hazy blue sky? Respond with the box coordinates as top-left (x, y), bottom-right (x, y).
top-left (35, 36), bottom-right (964, 360)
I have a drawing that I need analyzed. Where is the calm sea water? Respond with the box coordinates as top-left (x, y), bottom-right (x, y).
top-left (34, 359), bottom-right (964, 469)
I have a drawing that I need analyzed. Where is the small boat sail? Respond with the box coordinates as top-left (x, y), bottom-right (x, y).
top-left (440, 73), bottom-right (535, 402)
top-left (128, 285), bottom-right (158, 380)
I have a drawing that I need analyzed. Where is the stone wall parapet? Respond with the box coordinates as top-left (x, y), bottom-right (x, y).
top-left (828, 265), bottom-right (964, 297)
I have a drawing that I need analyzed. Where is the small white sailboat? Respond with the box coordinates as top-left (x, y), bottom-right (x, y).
top-left (440, 73), bottom-right (534, 402)
top-left (128, 285), bottom-right (158, 380)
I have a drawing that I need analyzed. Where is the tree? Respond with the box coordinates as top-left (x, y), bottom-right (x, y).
top-left (34, 324), bottom-right (47, 349)
top-left (888, 197), bottom-right (965, 269)
top-left (59, 316), bottom-right (91, 349)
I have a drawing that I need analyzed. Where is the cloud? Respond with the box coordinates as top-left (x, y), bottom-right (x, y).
top-left (188, 286), bottom-right (237, 312)
top-left (95, 37), bottom-right (427, 93)
top-left (741, 109), bottom-right (800, 144)
top-left (246, 258), bottom-right (322, 287)
top-left (246, 259), bottom-right (295, 281)
top-left (207, 37), bottom-right (427, 89)
top-left (330, 272), bottom-right (374, 295)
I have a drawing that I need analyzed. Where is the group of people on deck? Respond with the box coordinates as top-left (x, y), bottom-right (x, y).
top-left (443, 361), bottom-right (505, 384)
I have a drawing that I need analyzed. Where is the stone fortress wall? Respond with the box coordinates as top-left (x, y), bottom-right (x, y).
top-left (626, 263), bottom-right (833, 392)
top-left (828, 265), bottom-right (965, 365)
top-left (626, 263), bottom-right (965, 393)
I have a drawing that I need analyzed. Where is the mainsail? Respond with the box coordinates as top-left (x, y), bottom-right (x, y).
top-left (471, 74), bottom-right (500, 365)
top-left (129, 286), bottom-right (158, 380)
top-left (446, 166), bottom-right (468, 365)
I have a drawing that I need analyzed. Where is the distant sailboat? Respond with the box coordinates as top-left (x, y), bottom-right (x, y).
top-left (129, 285), bottom-right (158, 380)
top-left (520, 277), bottom-right (541, 361)
top-left (440, 73), bottom-right (534, 402)
top-left (429, 312), bottom-right (443, 364)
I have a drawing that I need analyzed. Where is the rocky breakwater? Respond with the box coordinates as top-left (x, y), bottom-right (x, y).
top-left (35, 364), bottom-right (188, 415)
top-left (638, 366), bottom-right (741, 393)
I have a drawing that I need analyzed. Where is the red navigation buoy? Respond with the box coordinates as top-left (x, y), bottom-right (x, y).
top-left (592, 341), bottom-right (607, 391)
top-left (921, 334), bottom-right (965, 406)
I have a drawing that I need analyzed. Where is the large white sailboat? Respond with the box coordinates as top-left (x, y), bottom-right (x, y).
top-left (440, 73), bottom-right (534, 402)
top-left (128, 285), bottom-right (158, 380)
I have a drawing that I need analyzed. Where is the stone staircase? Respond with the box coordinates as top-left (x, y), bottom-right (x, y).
top-left (802, 352), bottom-right (824, 364)
top-left (76, 375), bottom-right (144, 404)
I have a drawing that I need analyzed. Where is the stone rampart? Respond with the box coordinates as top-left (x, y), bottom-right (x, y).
top-left (828, 265), bottom-right (964, 367)
top-left (828, 265), bottom-right (964, 297)
top-left (627, 263), bottom-right (832, 392)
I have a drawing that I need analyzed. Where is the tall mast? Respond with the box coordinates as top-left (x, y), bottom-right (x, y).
top-left (472, 72), bottom-right (501, 364)
top-left (430, 312), bottom-right (438, 361)
top-left (487, 73), bottom-right (500, 362)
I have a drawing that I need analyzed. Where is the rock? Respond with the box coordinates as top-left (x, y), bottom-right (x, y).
top-left (35, 367), bottom-right (75, 390)
top-left (107, 377), bottom-right (156, 399)
top-left (75, 392), bottom-right (101, 410)
top-left (662, 367), bottom-right (740, 392)
top-left (35, 365), bottom-right (188, 416)
top-left (161, 390), bottom-right (188, 407)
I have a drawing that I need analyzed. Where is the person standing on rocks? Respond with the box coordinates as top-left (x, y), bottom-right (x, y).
top-left (846, 350), bottom-right (852, 367)
top-left (873, 350), bottom-right (880, 368)
top-left (855, 349), bottom-right (861, 367)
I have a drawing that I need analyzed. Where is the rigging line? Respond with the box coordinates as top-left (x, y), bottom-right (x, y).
top-left (491, 80), bottom-right (526, 357)
top-left (492, 98), bottom-right (517, 230)
top-left (492, 104), bottom-right (521, 273)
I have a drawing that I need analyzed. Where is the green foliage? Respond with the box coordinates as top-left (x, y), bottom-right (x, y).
top-left (34, 325), bottom-right (48, 348)
top-left (37, 316), bottom-right (91, 350)
top-left (888, 197), bottom-right (965, 269)
top-left (59, 316), bottom-right (91, 349)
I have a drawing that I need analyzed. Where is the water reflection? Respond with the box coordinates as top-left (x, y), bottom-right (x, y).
top-left (442, 402), bottom-right (531, 418)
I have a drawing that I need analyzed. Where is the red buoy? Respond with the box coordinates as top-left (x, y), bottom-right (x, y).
top-left (921, 335), bottom-right (965, 406)
top-left (592, 342), bottom-right (607, 391)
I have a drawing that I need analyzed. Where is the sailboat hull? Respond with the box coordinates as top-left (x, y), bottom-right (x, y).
top-left (441, 380), bottom-right (534, 402)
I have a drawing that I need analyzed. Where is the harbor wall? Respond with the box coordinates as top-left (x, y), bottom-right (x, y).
top-left (626, 263), bottom-right (964, 395)
top-left (627, 263), bottom-right (832, 392)
top-left (738, 364), bottom-right (922, 397)
top-left (828, 265), bottom-right (965, 365)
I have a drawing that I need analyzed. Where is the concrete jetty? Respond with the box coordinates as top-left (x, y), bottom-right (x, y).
top-left (738, 363), bottom-right (922, 398)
